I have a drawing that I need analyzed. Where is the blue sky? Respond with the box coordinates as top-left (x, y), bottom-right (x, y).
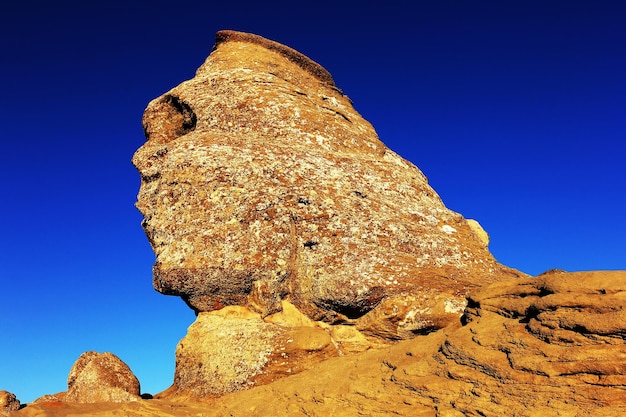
top-left (1, 0), bottom-right (624, 403)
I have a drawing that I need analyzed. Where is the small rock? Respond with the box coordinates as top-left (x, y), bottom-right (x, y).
top-left (0, 391), bottom-right (20, 416)
top-left (66, 351), bottom-right (141, 403)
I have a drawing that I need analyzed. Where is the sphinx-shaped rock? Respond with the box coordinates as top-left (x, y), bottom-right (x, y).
top-left (133, 30), bottom-right (525, 398)
top-left (66, 352), bottom-right (140, 403)
top-left (133, 29), bottom-right (521, 327)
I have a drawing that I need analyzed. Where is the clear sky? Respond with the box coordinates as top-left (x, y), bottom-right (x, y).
top-left (1, 0), bottom-right (624, 404)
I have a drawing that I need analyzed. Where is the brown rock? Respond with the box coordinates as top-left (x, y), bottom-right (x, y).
top-left (0, 390), bottom-right (20, 416)
top-left (132, 29), bottom-right (522, 328)
top-left (30, 392), bottom-right (66, 406)
top-left (11, 272), bottom-right (626, 414)
top-left (66, 351), bottom-right (140, 403)
top-left (192, 270), bottom-right (626, 416)
top-left (161, 305), bottom-right (340, 398)
top-left (387, 270), bottom-right (626, 415)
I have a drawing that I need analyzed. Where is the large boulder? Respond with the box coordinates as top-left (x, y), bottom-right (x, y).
top-left (132, 29), bottom-right (525, 398)
top-left (66, 352), bottom-right (140, 403)
top-left (132, 30), bottom-right (522, 327)
top-left (160, 304), bottom-right (340, 398)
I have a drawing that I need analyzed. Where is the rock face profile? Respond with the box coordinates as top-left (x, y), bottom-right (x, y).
top-left (65, 351), bottom-right (140, 403)
top-left (132, 30), bottom-right (523, 396)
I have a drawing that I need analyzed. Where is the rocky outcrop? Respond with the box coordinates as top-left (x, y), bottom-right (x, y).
top-left (199, 270), bottom-right (626, 416)
top-left (132, 29), bottom-right (525, 398)
top-left (133, 30), bottom-right (523, 324)
top-left (0, 390), bottom-right (20, 416)
top-left (384, 270), bottom-right (626, 415)
top-left (15, 271), bottom-right (625, 416)
top-left (65, 352), bottom-right (140, 403)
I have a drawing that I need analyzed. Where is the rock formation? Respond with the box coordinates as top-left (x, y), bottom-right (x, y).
top-left (65, 351), bottom-right (140, 403)
top-left (9, 30), bottom-right (626, 417)
top-left (0, 390), bottom-right (20, 416)
top-left (188, 270), bottom-right (626, 416)
top-left (132, 30), bottom-right (524, 397)
top-left (14, 271), bottom-right (626, 416)
top-left (163, 304), bottom-right (340, 398)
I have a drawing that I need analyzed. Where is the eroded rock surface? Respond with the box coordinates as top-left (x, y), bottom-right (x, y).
top-left (132, 29), bottom-right (527, 399)
top-left (66, 352), bottom-right (140, 403)
top-left (0, 390), bottom-right (20, 416)
top-left (133, 30), bottom-right (521, 328)
top-left (15, 271), bottom-right (626, 416)
top-left (384, 270), bottom-right (626, 415)
top-left (199, 270), bottom-right (626, 416)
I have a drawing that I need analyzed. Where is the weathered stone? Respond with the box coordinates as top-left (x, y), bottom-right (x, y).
top-left (66, 351), bottom-right (140, 403)
top-left (12, 272), bottom-right (626, 417)
top-left (387, 270), bottom-right (626, 415)
top-left (0, 390), bottom-right (20, 416)
top-left (201, 270), bottom-right (626, 416)
top-left (30, 392), bottom-right (66, 406)
top-left (161, 305), bottom-right (340, 398)
top-left (132, 29), bottom-right (523, 329)
top-left (466, 218), bottom-right (489, 247)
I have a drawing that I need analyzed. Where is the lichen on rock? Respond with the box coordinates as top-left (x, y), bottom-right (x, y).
top-left (132, 30), bottom-right (525, 398)
top-left (133, 30), bottom-right (521, 323)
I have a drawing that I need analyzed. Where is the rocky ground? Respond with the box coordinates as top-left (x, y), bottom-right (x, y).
top-left (10, 271), bottom-right (626, 417)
